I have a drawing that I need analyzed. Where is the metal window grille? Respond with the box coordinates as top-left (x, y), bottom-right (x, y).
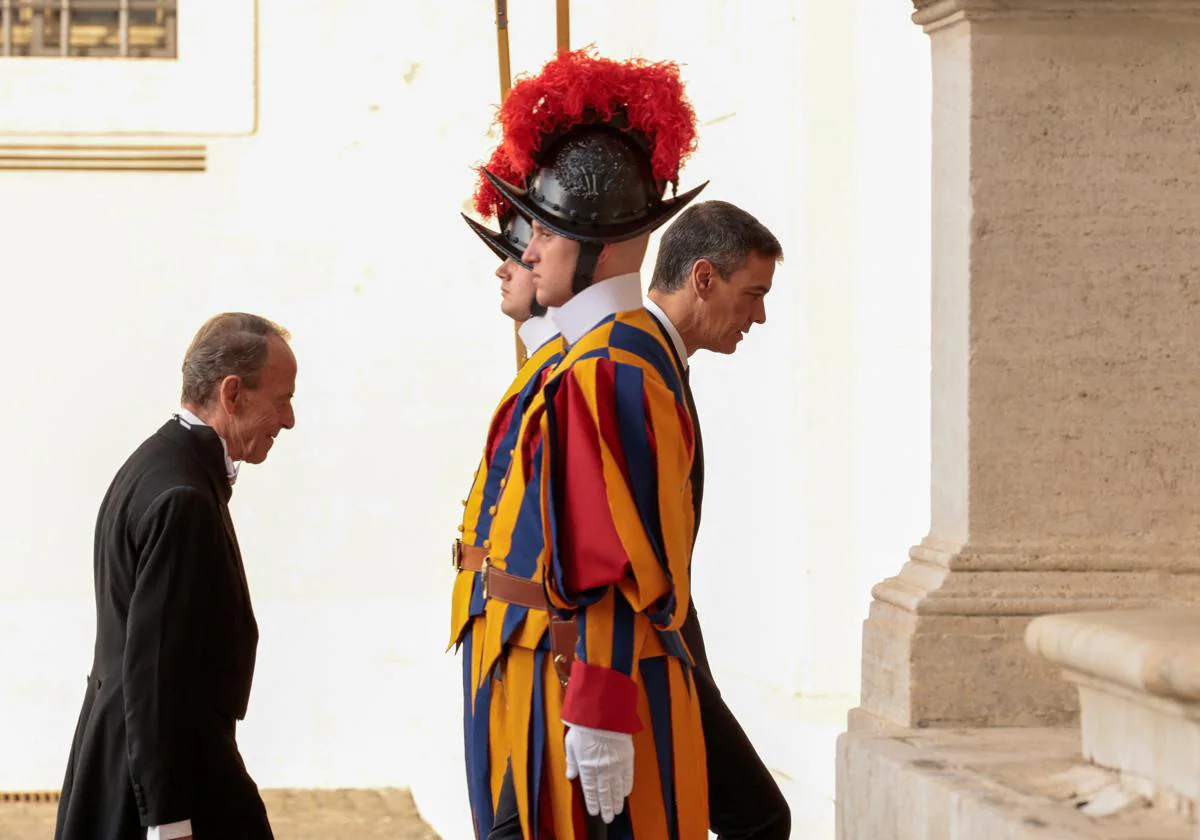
top-left (0, 0), bottom-right (176, 58)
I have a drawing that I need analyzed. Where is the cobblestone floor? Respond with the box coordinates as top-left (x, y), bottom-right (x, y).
top-left (0, 789), bottom-right (441, 840)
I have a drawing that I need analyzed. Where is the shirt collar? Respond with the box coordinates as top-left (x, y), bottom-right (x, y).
top-left (177, 407), bottom-right (239, 483)
top-left (551, 272), bottom-right (644, 345)
top-left (517, 314), bottom-right (560, 356)
top-left (642, 295), bottom-right (689, 370)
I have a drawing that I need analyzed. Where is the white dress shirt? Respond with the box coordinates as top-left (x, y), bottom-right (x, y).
top-left (517, 314), bottom-right (561, 356)
top-left (642, 295), bottom-right (689, 370)
top-left (146, 819), bottom-right (193, 840)
top-left (551, 272), bottom-right (644, 346)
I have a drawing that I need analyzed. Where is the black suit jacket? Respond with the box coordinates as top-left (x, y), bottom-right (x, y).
top-left (55, 420), bottom-right (272, 840)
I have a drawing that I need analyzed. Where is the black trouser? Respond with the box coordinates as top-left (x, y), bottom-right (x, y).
top-left (681, 603), bottom-right (791, 840)
top-left (488, 761), bottom-right (522, 840)
top-left (489, 604), bottom-right (791, 839)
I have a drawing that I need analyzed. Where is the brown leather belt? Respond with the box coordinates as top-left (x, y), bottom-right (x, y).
top-left (451, 539), bottom-right (486, 573)
top-left (483, 563), bottom-right (577, 687)
top-left (481, 563), bottom-right (544, 606)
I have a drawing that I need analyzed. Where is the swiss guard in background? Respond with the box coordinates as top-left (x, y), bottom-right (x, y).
top-left (475, 48), bottom-right (709, 838)
top-left (449, 142), bottom-right (566, 839)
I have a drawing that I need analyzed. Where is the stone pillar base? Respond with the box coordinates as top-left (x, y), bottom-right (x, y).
top-left (860, 599), bottom-right (1080, 728)
top-left (858, 539), bottom-right (1200, 727)
top-left (836, 726), bottom-right (1192, 840)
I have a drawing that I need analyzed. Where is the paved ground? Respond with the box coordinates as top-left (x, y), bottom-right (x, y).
top-left (0, 789), bottom-right (441, 840)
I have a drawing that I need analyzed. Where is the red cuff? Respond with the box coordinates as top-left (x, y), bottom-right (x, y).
top-left (561, 661), bottom-right (642, 734)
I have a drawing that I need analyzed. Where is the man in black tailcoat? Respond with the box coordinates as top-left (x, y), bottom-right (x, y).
top-left (55, 312), bottom-right (297, 840)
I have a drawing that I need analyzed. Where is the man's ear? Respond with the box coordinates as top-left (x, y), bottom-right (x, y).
top-left (217, 375), bottom-right (241, 414)
top-left (596, 243), bottom-right (614, 265)
top-left (692, 258), bottom-right (717, 300)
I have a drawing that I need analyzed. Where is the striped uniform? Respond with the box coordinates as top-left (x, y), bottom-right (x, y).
top-left (482, 307), bottom-right (707, 839)
top-left (448, 329), bottom-right (565, 840)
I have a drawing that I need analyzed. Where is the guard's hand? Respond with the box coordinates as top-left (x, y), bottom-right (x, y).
top-left (564, 723), bottom-right (634, 823)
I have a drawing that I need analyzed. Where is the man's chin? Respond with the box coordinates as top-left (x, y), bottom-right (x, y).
top-left (534, 285), bottom-right (567, 308)
top-left (503, 302), bottom-right (535, 321)
top-left (245, 442), bottom-right (274, 465)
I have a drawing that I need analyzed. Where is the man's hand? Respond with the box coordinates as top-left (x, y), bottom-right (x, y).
top-left (564, 723), bottom-right (634, 823)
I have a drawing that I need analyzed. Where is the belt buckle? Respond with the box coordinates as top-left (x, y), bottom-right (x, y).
top-left (451, 538), bottom-right (464, 571)
top-left (550, 617), bottom-right (576, 688)
top-left (553, 654), bottom-right (570, 688)
top-left (481, 555), bottom-right (493, 600)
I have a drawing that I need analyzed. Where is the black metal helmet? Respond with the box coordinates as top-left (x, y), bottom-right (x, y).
top-left (461, 208), bottom-right (533, 268)
top-left (481, 123), bottom-right (707, 246)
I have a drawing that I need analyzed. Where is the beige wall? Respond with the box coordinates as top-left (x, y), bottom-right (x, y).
top-left (0, 1), bottom-right (931, 835)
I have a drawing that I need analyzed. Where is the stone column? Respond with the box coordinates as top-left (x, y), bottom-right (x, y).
top-left (855, 0), bottom-right (1200, 732)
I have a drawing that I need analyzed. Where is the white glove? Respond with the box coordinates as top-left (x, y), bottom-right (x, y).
top-left (563, 723), bottom-right (635, 823)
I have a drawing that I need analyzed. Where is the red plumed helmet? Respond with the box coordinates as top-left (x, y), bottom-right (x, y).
top-left (480, 46), bottom-right (707, 246)
top-left (463, 140), bottom-right (534, 266)
top-left (497, 47), bottom-right (698, 191)
top-left (464, 133), bottom-right (537, 266)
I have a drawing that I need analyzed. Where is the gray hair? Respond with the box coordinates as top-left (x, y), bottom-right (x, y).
top-left (650, 200), bottom-right (783, 293)
top-left (181, 312), bottom-right (291, 407)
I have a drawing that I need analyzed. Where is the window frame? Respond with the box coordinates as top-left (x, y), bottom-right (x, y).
top-left (0, 0), bottom-right (255, 136)
top-left (2, 0), bottom-right (179, 60)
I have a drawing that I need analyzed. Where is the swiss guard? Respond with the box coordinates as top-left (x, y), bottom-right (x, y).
top-left (475, 47), bottom-right (710, 838)
top-left (449, 139), bottom-right (566, 839)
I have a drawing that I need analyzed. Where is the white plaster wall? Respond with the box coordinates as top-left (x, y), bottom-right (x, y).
top-left (851, 2), bottom-right (932, 671)
top-left (0, 1), bottom-right (931, 838)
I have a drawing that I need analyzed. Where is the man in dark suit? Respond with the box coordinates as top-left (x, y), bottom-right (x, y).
top-left (644, 200), bottom-right (791, 840)
top-left (55, 312), bottom-right (297, 840)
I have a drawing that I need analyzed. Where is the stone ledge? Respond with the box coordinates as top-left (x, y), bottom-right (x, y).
top-left (1027, 609), bottom-right (1200, 701)
top-left (1027, 609), bottom-right (1200, 812)
top-left (836, 726), bottom-right (1192, 840)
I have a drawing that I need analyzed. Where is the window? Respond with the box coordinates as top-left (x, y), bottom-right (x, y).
top-left (0, 0), bottom-right (252, 135)
top-left (1, 0), bottom-right (177, 59)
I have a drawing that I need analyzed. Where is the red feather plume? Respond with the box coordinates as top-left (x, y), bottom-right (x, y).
top-left (471, 47), bottom-right (699, 221)
top-left (472, 141), bottom-right (524, 221)
top-left (497, 47), bottom-right (698, 192)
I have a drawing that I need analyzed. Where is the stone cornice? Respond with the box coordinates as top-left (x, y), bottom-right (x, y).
top-left (913, 0), bottom-right (1200, 32)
